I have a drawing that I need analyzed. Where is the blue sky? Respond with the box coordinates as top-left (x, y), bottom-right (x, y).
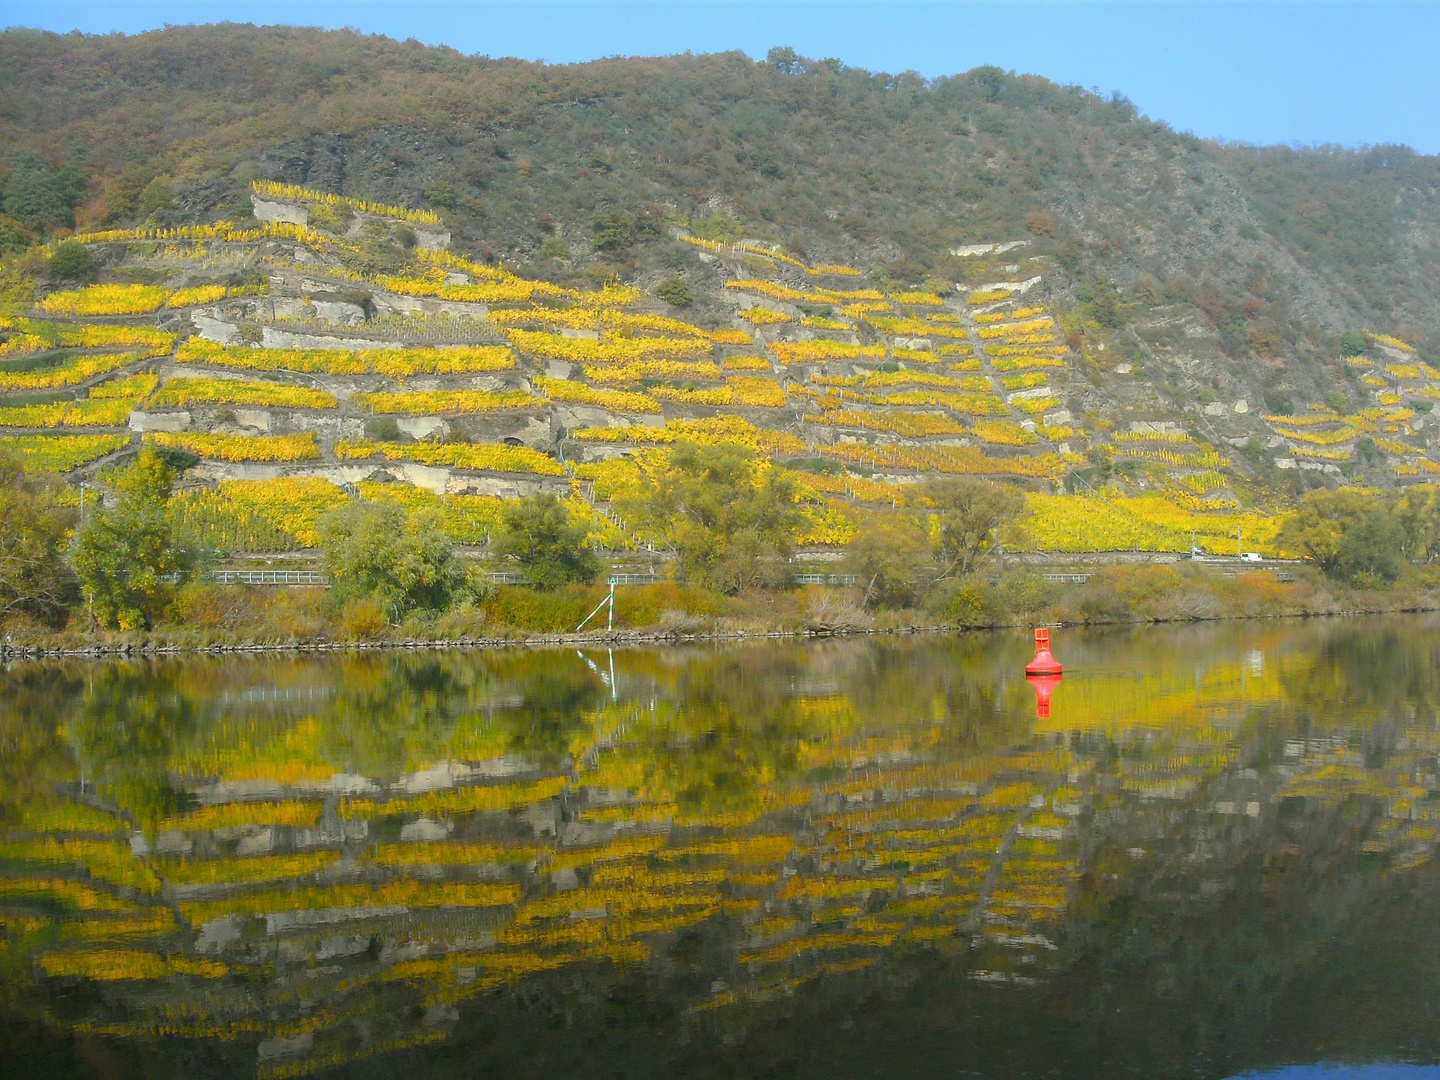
top-left (7, 2), bottom-right (1440, 154)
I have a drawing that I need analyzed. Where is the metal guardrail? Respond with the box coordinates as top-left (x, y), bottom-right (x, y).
top-left (1041, 573), bottom-right (1091, 584)
top-left (212, 569), bottom-right (326, 586)
top-left (792, 573), bottom-right (860, 586)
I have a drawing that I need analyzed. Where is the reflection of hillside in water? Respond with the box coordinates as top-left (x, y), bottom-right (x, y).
top-left (3, 619), bottom-right (1440, 1078)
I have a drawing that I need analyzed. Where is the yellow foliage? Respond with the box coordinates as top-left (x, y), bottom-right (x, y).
top-left (352, 389), bottom-right (536, 415)
top-left (820, 441), bottom-right (1062, 478)
top-left (175, 338), bottom-right (514, 377)
top-left (869, 317), bottom-right (970, 339)
top-left (508, 329), bottom-right (711, 363)
top-left (336, 439), bottom-right (565, 475)
top-left (252, 179), bottom-right (441, 225)
top-left (0, 351), bottom-right (155, 392)
top-left (824, 409), bottom-right (966, 437)
top-left (972, 421), bottom-right (1039, 446)
top-left (0, 433), bottom-right (129, 471)
top-left (145, 431), bottom-right (319, 462)
top-left (767, 340), bottom-right (886, 365)
top-left (533, 375), bottom-right (660, 414)
top-left (585, 359), bottom-right (723, 385)
top-left (152, 377), bottom-right (336, 409)
top-left (39, 284), bottom-right (169, 316)
top-left (739, 307), bottom-right (792, 326)
top-left (967, 289), bottom-right (1014, 304)
top-left (171, 477), bottom-right (348, 549)
top-left (41, 950), bottom-right (228, 981)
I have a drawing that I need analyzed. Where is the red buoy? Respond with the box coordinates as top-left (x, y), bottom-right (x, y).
top-left (1027, 672), bottom-right (1063, 720)
top-left (1025, 627), bottom-right (1063, 675)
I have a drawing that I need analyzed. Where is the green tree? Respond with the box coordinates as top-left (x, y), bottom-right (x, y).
top-left (1, 150), bottom-right (84, 231)
top-left (842, 510), bottom-right (929, 609)
top-left (622, 442), bottom-right (804, 593)
top-left (591, 209), bottom-right (635, 252)
top-left (136, 176), bottom-right (173, 217)
top-left (917, 478), bottom-right (1030, 584)
top-left (1339, 331), bottom-right (1369, 357)
top-left (47, 239), bottom-right (94, 281)
top-left (71, 448), bottom-right (194, 630)
top-left (1276, 488), bottom-right (1407, 585)
top-left (656, 277), bottom-right (692, 306)
top-left (318, 501), bottom-right (471, 622)
top-left (0, 450), bottom-right (78, 626)
top-left (496, 493), bottom-right (600, 590)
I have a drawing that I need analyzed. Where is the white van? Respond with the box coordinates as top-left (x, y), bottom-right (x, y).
top-left (1240, 552), bottom-right (1264, 563)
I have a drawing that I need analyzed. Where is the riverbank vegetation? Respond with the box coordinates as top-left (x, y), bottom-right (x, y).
top-left (1, 443), bottom-right (1438, 650)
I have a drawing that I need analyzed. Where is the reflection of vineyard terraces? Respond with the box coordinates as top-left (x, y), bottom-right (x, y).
top-left (868, 316), bottom-right (970, 339)
top-left (822, 409), bottom-right (968, 437)
top-left (814, 370), bottom-right (990, 391)
top-left (767, 340), bottom-right (886, 365)
top-left (145, 431), bottom-right (319, 462)
top-left (573, 415), bottom-right (808, 456)
top-left (151, 377), bottom-right (337, 410)
top-left (351, 390), bottom-right (537, 415)
top-left (336, 439), bottom-right (565, 476)
top-left (251, 179), bottom-right (441, 226)
top-left (0, 395), bottom-right (143, 428)
top-left (0, 434), bottom-right (130, 471)
top-left (507, 329), bottom-right (712, 363)
top-left (819, 442), bottom-right (1063, 478)
top-left (175, 339), bottom-right (514, 377)
top-left (533, 376), bottom-right (660, 414)
top-left (585, 359), bottom-right (724, 385)
top-left (171, 478), bottom-right (348, 549)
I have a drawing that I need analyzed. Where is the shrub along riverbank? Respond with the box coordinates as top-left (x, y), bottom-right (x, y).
top-left (4, 562), bottom-right (1437, 657)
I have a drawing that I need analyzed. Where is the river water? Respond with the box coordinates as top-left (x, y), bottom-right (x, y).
top-left (3, 617), bottom-right (1440, 1079)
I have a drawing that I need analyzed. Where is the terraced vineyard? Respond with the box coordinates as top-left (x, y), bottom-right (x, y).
top-left (8, 182), bottom-right (1439, 560)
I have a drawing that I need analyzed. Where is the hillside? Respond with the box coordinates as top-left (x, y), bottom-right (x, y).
top-left (2, 25), bottom-right (1440, 564)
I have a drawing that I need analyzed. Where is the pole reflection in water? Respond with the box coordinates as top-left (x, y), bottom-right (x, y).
top-left (1, 616), bottom-right (1440, 1079)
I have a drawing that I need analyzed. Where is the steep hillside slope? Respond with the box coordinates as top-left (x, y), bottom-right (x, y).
top-left (2, 26), bottom-right (1439, 562)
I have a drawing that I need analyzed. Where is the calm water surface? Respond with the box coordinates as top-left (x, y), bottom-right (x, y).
top-left (4, 617), bottom-right (1440, 1079)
